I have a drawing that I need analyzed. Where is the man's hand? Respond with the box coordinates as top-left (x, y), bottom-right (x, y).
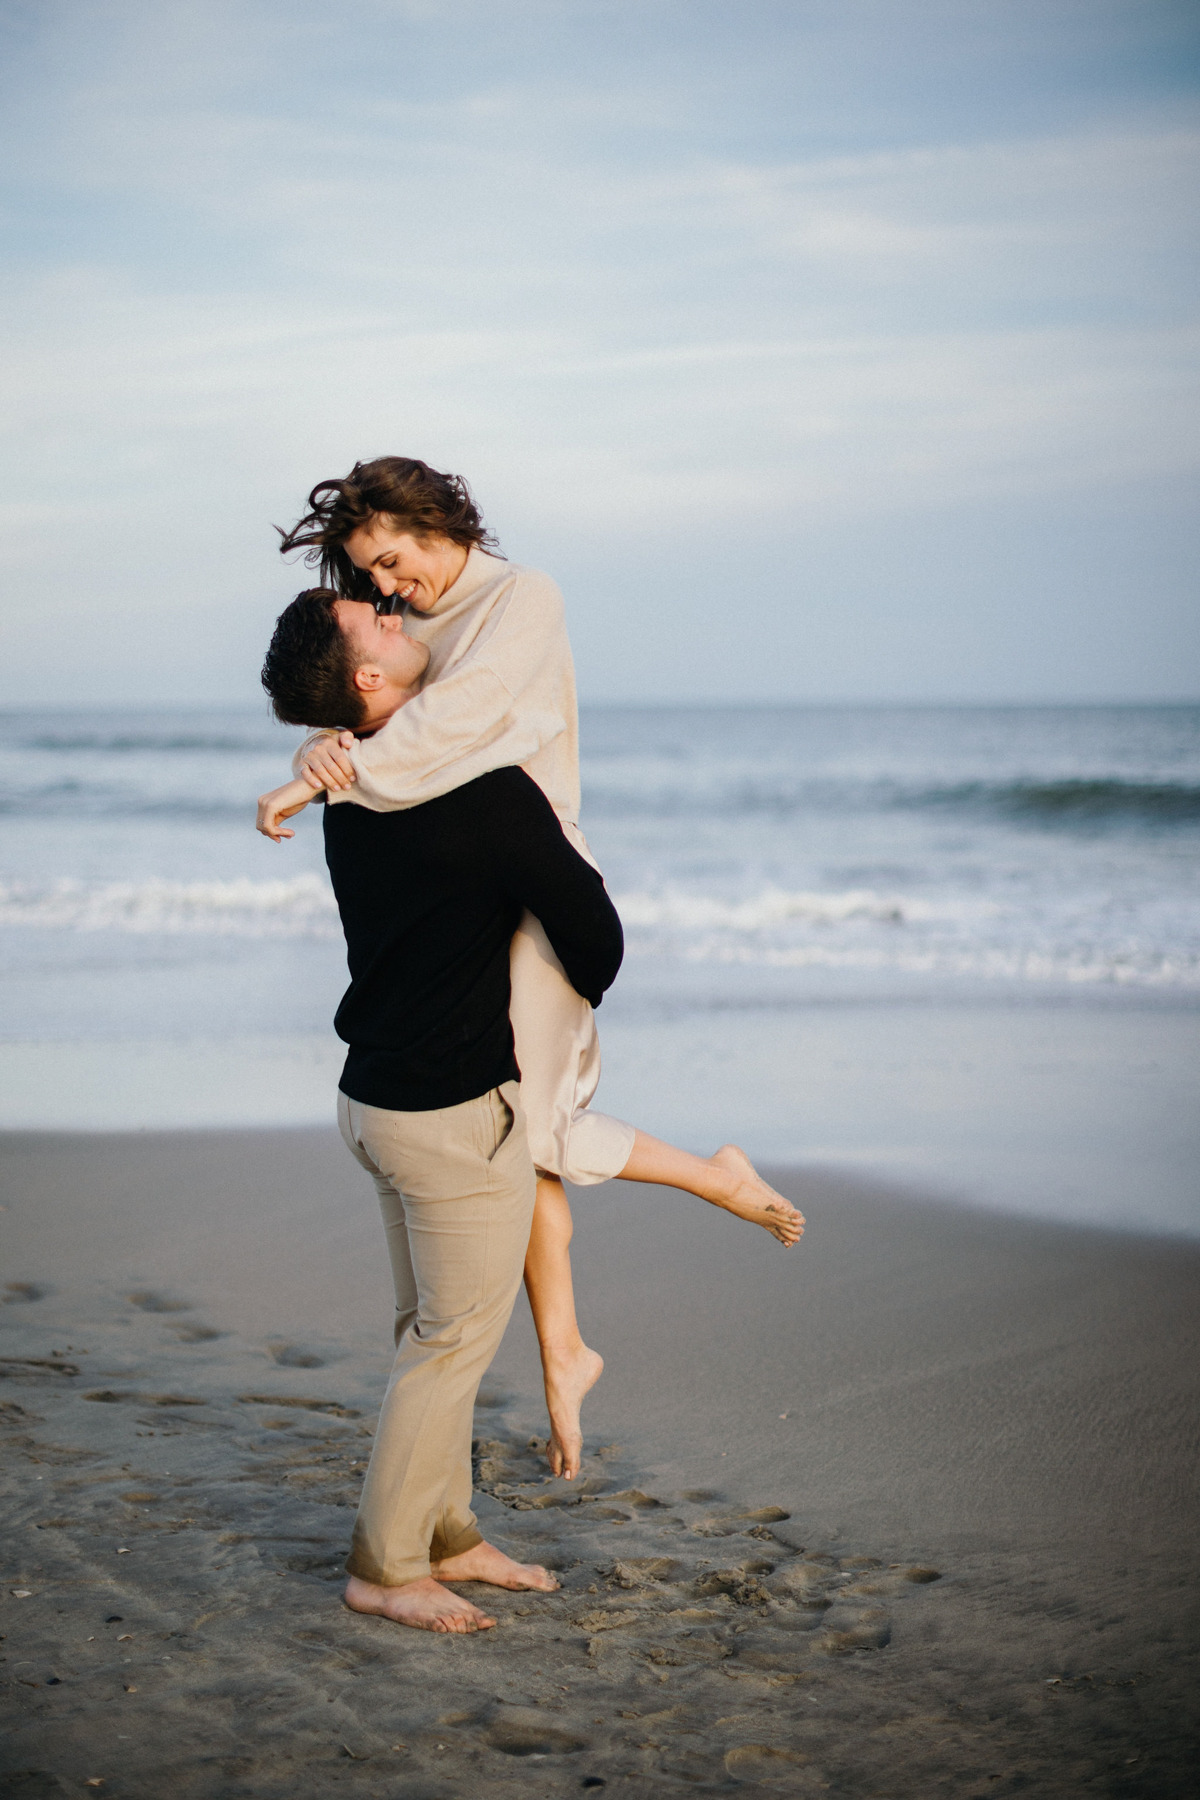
top-left (301, 730), bottom-right (357, 792)
top-left (257, 777), bottom-right (317, 842)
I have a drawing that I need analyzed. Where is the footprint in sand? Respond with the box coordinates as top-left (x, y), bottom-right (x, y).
top-left (3, 1282), bottom-right (49, 1303)
top-left (168, 1324), bottom-right (223, 1343)
top-left (816, 1612), bottom-right (892, 1648)
top-left (691, 1504), bottom-right (791, 1538)
top-left (838, 1561), bottom-right (942, 1597)
top-left (607, 1557), bottom-right (686, 1589)
top-left (237, 1394), bottom-right (360, 1417)
top-left (1, 1356), bottom-right (80, 1380)
top-left (266, 1341), bottom-right (325, 1369)
top-left (768, 1563), bottom-right (840, 1606)
top-left (725, 1743), bottom-right (814, 1784)
top-left (474, 1386), bottom-right (513, 1409)
top-left (892, 1564), bottom-right (941, 1583)
top-left (126, 1291), bottom-right (191, 1314)
top-left (472, 1429), bottom-right (569, 1498)
top-left (486, 1705), bottom-right (591, 1757)
top-left (275, 1550), bottom-right (347, 1578)
top-left (0, 1400), bottom-right (44, 1425)
top-left (83, 1390), bottom-right (207, 1408)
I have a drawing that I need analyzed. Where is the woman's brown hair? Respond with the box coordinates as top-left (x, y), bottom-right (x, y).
top-left (277, 456), bottom-right (497, 598)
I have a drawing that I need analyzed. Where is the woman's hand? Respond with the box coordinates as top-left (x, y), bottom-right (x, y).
top-left (257, 778), bottom-right (316, 842)
top-left (300, 730), bottom-right (357, 792)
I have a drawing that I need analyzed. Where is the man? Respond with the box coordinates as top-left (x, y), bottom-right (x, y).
top-left (259, 588), bottom-right (625, 1633)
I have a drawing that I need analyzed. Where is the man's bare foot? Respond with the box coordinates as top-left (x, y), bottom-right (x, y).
top-left (344, 1572), bottom-right (496, 1633)
top-left (431, 1539), bottom-right (560, 1592)
top-left (541, 1342), bottom-right (604, 1481)
top-left (709, 1145), bottom-right (805, 1245)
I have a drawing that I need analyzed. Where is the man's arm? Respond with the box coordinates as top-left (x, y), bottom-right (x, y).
top-left (483, 768), bottom-right (623, 1006)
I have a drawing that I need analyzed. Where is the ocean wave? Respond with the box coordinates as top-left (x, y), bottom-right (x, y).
top-left (931, 779), bottom-right (1200, 823)
top-left (0, 786), bottom-right (259, 820)
top-left (1, 875), bottom-right (1195, 991)
top-left (674, 940), bottom-right (1200, 988)
top-left (0, 875), bottom-right (340, 937)
top-left (3, 769), bottom-right (1197, 829)
top-left (612, 886), bottom-right (992, 930)
top-left (21, 731), bottom-right (280, 754)
top-left (583, 773), bottom-right (1200, 826)
top-left (611, 885), bottom-right (1199, 989)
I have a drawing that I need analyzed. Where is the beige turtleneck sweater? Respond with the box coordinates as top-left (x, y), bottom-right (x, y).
top-left (296, 547), bottom-right (581, 825)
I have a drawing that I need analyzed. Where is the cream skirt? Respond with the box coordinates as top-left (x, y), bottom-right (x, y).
top-left (507, 824), bottom-right (635, 1185)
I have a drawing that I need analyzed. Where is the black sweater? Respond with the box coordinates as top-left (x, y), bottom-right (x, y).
top-left (323, 765), bottom-right (624, 1112)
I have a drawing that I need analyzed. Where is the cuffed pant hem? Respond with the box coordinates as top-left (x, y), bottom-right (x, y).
top-left (344, 1549), bottom-right (431, 1587)
top-left (430, 1523), bottom-right (483, 1564)
top-left (345, 1515), bottom-right (483, 1585)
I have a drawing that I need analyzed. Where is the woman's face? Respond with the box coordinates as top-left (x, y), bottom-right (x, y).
top-left (343, 519), bottom-right (468, 613)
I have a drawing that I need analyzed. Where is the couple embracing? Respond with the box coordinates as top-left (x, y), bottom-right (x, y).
top-left (257, 456), bottom-right (804, 1635)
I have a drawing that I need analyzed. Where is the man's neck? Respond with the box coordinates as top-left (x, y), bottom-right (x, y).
top-left (357, 681), bottom-right (422, 737)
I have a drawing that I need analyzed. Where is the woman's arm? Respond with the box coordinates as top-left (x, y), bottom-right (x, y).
top-left (256, 776), bottom-right (319, 842)
top-left (294, 730), bottom-right (356, 791)
top-left (324, 568), bottom-right (573, 811)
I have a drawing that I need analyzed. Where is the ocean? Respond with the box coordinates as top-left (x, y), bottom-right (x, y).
top-left (2, 703), bottom-right (1197, 1233)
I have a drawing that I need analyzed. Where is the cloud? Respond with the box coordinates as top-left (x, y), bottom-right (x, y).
top-left (0, 0), bottom-right (1196, 700)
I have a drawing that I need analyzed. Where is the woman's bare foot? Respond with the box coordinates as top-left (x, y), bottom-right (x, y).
top-left (431, 1539), bottom-right (560, 1592)
top-left (710, 1145), bottom-right (805, 1245)
top-left (541, 1342), bottom-right (604, 1481)
top-left (344, 1572), bottom-right (496, 1633)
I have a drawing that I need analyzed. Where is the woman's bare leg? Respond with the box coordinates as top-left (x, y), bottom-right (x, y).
top-left (618, 1133), bottom-right (805, 1244)
top-left (522, 1144), bottom-right (801, 1482)
top-left (522, 1176), bottom-right (603, 1482)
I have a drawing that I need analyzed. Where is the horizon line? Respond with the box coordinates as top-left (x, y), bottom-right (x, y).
top-left (1, 695), bottom-right (1199, 715)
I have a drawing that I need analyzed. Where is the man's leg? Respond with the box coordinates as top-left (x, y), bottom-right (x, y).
top-left (337, 1084), bottom-right (555, 1632)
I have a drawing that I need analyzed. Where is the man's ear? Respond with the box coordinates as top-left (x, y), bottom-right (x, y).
top-left (352, 664), bottom-right (386, 692)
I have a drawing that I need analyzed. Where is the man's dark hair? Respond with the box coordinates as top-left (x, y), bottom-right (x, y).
top-left (261, 588), bottom-right (367, 730)
top-left (276, 456), bottom-right (497, 598)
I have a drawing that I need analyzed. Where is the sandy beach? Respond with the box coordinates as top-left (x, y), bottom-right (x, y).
top-left (2, 1127), bottom-right (1197, 1797)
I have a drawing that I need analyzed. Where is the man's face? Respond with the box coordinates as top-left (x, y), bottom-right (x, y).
top-left (343, 520), bottom-right (467, 613)
top-left (333, 601), bottom-right (431, 721)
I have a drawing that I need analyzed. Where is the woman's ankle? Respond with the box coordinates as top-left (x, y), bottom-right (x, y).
top-left (699, 1157), bottom-right (740, 1204)
top-left (538, 1333), bottom-right (590, 1368)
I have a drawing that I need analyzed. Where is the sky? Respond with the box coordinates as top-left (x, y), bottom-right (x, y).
top-left (0, 0), bottom-right (1197, 705)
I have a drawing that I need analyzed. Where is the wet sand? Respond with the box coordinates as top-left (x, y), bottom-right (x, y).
top-left (2, 1127), bottom-right (1198, 1797)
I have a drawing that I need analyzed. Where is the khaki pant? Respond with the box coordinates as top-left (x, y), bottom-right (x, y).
top-left (338, 1081), bottom-right (536, 1586)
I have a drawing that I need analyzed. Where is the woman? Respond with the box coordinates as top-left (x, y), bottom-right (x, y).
top-left (258, 457), bottom-right (804, 1480)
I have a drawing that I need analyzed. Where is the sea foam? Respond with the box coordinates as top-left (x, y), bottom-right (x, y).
top-left (0, 874), bottom-right (340, 937)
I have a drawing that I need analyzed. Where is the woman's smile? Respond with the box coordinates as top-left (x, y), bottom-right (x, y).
top-left (344, 521), bottom-right (469, 613)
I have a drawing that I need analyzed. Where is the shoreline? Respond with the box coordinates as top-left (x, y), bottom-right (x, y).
top-left (2, 980), bottom-right (1198, 1243)
top-left (2, 1129), bottom-right (1197, 1794)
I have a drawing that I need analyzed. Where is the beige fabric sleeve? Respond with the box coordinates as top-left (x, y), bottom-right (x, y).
top-left (344, 666), bottom-right (562, 812)
top-left (321, 571), bottom-right (570, 813)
